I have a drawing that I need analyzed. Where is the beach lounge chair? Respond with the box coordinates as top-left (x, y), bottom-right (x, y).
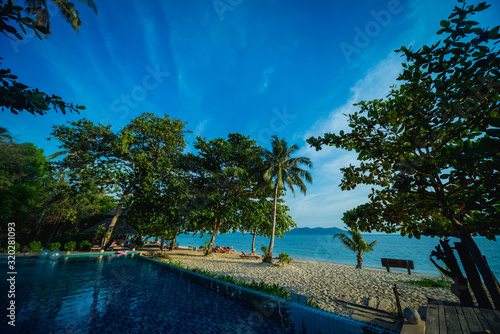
top-left (240, 251), bottom-right (260, 260)
top-left (90, 245), bottom-right (102, 252)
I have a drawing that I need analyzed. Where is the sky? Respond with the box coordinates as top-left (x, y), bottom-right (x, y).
top-left (1, 0), bottom-right (498, 229)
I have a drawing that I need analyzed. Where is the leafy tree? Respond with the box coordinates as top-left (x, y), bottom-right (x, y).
top-left (50, 113), bottom-right (189, 247)
top-left (308, 1), bottom-right (500, 307)
top-left (333, 228), bottom-right (378, 269)
top-left (239, 192), bottom-right (296, 255)
top-left (0, 0), bottom-right (96, 116)
top-left (187, 133), bottom-right (263, 255)
top-left (127, 166), bottom-right (191, 251)
top-left (0, 128), bottom-right (51, 238)
top-left (261, 136), bottom-right (312, 262)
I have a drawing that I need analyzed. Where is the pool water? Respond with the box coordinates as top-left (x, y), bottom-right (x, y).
top-left (1, 255), bottom-right (397, 333)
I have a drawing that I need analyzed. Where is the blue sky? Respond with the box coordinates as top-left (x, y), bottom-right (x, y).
top-left (1, 0), bottom-right (498, 229)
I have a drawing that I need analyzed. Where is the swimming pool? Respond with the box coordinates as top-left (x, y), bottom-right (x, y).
top-left (1, 255), bottom-right (397, 333)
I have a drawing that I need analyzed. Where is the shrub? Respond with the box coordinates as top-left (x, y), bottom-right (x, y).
top-left (278, 252), bottom-right (294, 265)
top-left (79, 240), bottom-right (92, 251)
top-left (14, 242), bottom-right (21, 252)
top-left (307, 295), bottom-right (319, 308)
top-left (48, 242), bottom-right (61, 251)
top-left (165, 260), bottom-right (186, 269)
top-left (64, 241), bottom-right (76, 251)
top-left (260, 244), bottom-right (268, 256)
top-left (28, 241), bottom-right (43, 252)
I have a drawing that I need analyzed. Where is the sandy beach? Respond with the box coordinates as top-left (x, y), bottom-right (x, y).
top-left (160, 249), bottom-right (459, 319)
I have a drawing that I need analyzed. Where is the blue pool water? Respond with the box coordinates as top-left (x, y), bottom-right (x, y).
top-left (0, 255), bottom-right (396, 334)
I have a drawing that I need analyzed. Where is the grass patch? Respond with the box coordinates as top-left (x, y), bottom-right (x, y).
top-left (400, 278), bottom-right (451, 289)
top-left (191, 267), bottom-right (291, 299)
top-left (160, 260), bottom-right (291, 300)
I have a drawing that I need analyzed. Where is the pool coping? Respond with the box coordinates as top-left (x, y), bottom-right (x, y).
top-left (139, 255), bottom-right (400, 334)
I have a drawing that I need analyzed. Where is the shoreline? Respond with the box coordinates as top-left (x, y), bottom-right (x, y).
top-left (163, 249), bottom-right (460, 319)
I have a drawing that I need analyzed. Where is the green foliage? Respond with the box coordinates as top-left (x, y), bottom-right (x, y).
top-left (164, 260), bottom-right (186, 269)
top-left (190, 267), bottom-right (291, 299)
top-left (202, 238), bottom-right (210, 253)
top-left (278, 252), bottom-right (294, 265)
top-left (333, 228), bottom-right (377, 269)
top-left (401, 278), bottom-right (451, 289)
top-left (261, 136), bottom-right (312, 261)
top-left (14, 242), bottom-right (21, 252)
top-left (0, 134), bottom-right (51, 234)
top-left (307, 295), bottom-right (319, 308)
top-left (186, 133), bottom-right (264, 254)
top-left (63, 241), bottom-right (76, 251)
top-left (260, 244), bottom-right (269, 256)
top-left (28, 241), bottom-right (42, 252)
top-left (51, 113), bottom-right (190, 247)
top-left (308, 1), bottom-right (500, 306)
top-left (307, 1), bottom-right (499, 241)
top-left (79, 240), bottom-right (91, 251)
top-left (0, 0), bottom-right (96, 116)
top-left (48, 242), bottom-right (61, 251)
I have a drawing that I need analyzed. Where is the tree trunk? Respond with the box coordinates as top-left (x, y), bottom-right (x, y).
top-left (266, 182), bottom-right (279, 262)
top-left (251, 229), bottom-right (257, 254)
top-left (205, 217), bottom-right (220, 256)
top-left (169, 227), bottom-right (180, 251)
top-left (160, 235), bottom-right (166, 251)
top-left (356, 252), bottom-right (363, 269)
top-left (459, 233), bottom-right (500, 309)
top-left (101, 192), bottom-right (129, 248)
top-left (455, 242), bottom-right (492, 309)
top-left (430, 239), bottom-right (474, 305)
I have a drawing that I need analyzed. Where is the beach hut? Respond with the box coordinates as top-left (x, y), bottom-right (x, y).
top-left (84, 209), bottom-right (137, 242)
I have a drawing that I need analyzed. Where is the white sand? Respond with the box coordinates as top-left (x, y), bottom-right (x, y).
top-left (159, 250), bottom-right (459, 317)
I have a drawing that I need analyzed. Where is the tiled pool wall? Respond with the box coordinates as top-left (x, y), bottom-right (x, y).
top-left (142, 256), bottom-right (398, 334)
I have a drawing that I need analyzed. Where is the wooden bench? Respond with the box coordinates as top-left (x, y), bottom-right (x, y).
top-left (381, 258), bottom-right (414, 275)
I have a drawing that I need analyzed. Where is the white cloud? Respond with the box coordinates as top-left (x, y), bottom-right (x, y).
top-left (286, 52), bottom-right (403, 228)
top-left (258, 66), bottom-right (274, 94)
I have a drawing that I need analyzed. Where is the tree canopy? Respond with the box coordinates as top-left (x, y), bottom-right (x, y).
top-left (0, 0), bottom-right (96, 116)
top-left (308, 0), bottom-right (499, 308)
top-left (50, 112), bottom-right (190, 247)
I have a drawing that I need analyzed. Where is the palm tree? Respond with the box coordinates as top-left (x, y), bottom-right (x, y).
top-left (25, 0), bottom-right (98, 34)
top-left (262, 135), bottom-right (312, 262)
top-left (333, 227), bottom-right (378, 269)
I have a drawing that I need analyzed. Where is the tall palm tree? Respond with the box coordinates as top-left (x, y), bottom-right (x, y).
top-left (333, 227), bottom-right (378, 269)
top-left (262, 135), bottom-right (312, 262)
top-left (25, 0), bottom-right (98, 34)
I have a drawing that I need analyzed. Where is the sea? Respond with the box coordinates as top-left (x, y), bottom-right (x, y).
top-left (175, 232), bottom-right (500, 278)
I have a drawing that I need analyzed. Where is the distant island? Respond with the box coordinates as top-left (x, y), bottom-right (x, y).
top-left (286, 227), bottom-right (347, 235)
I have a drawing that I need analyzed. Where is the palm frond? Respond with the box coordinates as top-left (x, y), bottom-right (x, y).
top-left (333, 233), bottom-right (358, 252)
top-left (77, 0), bottom-right (97, 14)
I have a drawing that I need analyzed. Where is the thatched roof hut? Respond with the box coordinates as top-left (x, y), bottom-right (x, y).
top-left (84, 209), bottom-right (137, 237)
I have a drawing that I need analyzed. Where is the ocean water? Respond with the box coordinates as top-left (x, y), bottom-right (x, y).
top-left (175, 233), bottom-right (500, 278)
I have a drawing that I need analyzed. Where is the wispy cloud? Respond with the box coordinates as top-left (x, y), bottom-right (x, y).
top-left (286, 52), bottom-right (403, 228)
top-left (258, 66), bottom-right (274, 94)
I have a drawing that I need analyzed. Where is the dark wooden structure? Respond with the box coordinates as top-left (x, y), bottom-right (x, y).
top-left (381, 258), bottom-right (414, 274)
top-left (425, 300), bottom-right (500, 334)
